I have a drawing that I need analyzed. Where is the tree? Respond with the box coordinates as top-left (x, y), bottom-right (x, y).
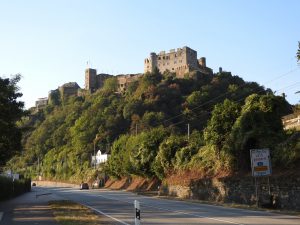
top-left (204, 99), bottom-right (240, 158)
top-left (230, 94), bottom-right (291, 170)
top-left (0, 74), bottom-right (25, 166)
top-left (153, 135), bottom-right (186, 179)
top-left (102, 77), bottom-right (118, 93)
top-left (297, 41), bottom-right (300, 62)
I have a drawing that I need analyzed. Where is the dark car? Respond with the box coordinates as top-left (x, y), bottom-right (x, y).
top-left (80, 182), bottom-right (89, 190)
top-left (32, 182), bottom-right (36, 186)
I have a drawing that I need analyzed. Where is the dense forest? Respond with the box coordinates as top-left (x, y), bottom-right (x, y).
top-left (5, 69), bottom-right (300, 182)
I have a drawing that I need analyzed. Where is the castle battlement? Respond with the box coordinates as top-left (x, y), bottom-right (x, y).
top-left (144, 46), bottom-right (212, 78)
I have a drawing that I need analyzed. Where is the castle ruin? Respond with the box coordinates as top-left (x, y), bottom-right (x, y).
top-left (144, 46), bottom-right (212, 77)
top-left (85, 68), bottom-right (142, 93)
top-left (33, 46), bottom-right (214, 109)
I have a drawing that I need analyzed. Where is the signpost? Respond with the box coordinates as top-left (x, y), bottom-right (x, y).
top-left (250, 149), bottom-right (272, 207)
top-left (134, 200), bottom-right (141, 225)
top-left (250, 149), bottom-right (272, 177)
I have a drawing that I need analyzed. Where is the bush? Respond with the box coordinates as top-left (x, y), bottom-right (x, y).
top-left (0, 176), bottom-right (31, 201)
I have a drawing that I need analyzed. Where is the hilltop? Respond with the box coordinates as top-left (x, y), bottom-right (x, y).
top-left (7, 66), bottom-right (299, 186)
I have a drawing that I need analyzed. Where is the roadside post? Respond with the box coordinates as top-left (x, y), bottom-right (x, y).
top-left (250, 149), bottom-right (272, 207)
top-left (134, 200), bottom-right (141, 225)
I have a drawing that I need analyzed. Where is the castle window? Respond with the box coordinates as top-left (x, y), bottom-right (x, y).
top-left (175, 54), bottom-right (177, 57)
top-left (158, 57), bottom-right (161, 60)
top-left (163, 56), bottom-right (165, 60)
top-left (172, 68), bottom-right (174, 70)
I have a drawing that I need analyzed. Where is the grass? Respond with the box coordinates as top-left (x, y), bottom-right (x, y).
top-left (49, 200), bottom-right (116, 225)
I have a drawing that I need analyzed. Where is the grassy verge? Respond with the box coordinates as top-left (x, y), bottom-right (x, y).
top-left (49, 200), bottom-right (116, 225)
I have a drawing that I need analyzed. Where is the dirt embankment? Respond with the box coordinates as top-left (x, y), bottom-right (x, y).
top-left (105, 176), bottom-right (160, 192)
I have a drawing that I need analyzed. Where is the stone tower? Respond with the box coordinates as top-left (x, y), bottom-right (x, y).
top-left (85, 68), bottom-right (97, 91)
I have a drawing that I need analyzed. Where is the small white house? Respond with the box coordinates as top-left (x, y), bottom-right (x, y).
top-left (92, 150), bottom-right (110, 165)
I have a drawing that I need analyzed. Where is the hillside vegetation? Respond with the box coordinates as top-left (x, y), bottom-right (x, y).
top-left (7, 70), bottom-right (300, 182)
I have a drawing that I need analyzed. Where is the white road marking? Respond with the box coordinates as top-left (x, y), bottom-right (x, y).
top-left (82, 203), bottom-right (130, 225)
top-left (0, 212), bottom-right (3, 221)
top-left (83, 191), bottom-right (244, 225)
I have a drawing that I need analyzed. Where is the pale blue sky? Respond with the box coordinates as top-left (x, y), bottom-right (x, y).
top-left (0, 0), bottom-right (299, 108)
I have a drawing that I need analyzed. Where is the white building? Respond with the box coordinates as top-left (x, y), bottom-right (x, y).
top-left (92, 150), bottom-right (110, 165)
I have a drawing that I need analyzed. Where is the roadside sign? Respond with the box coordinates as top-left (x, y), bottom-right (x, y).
top-left (250, 149), bottom-right (272, 177)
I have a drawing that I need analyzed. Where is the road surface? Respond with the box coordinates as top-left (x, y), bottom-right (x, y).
top-left (37, 186), bottom-right (299, 225)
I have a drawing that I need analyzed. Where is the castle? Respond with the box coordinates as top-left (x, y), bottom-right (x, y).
top-left (34, 46), bottom-right (212, 110)
top-left (84, 46), bottom-right (212, 93)
top-left (144, 46), bottom-right (212, 77)
top-left (84, 68), bottom-right (142, 93)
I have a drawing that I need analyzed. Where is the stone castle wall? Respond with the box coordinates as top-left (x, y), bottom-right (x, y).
top-left (144, 46), bottom-right (211, 77)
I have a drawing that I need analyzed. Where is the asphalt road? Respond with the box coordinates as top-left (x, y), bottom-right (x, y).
top-left (39, 186), bottom-right (299, 225)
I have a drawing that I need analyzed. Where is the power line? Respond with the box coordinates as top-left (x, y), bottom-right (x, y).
top-left (149, 67), bottom-right (300, 128)
top-left (161, 79), bottom-right (300, 132)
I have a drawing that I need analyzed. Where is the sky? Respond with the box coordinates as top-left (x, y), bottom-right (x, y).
top-left (0, 0), bottom-right (299, 108)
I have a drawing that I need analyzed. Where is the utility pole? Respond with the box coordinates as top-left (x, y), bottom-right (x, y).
top-left (37, 157), bottom-right (40, 176)
top-left (136, 123), bottom-right (138, 136)
top-left (93, 141), bottom-right (96, 170)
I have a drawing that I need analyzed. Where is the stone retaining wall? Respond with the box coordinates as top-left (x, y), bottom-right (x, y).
top-left (160, 175), bottom-right (300, 210)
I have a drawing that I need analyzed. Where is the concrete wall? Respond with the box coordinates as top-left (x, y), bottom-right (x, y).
top-left (32, 180), bottom-right (79, 188)
top-left (160, 175), bottom-right (300, 210)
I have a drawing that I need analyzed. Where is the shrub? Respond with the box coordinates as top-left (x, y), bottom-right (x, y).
top-left (0, 176), bottom-right (31, 201)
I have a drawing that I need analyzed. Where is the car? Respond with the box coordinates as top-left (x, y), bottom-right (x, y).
top-left (32, 182), bottom-right (36, 186)
top-left (80, 182), bottom-right (89, 190)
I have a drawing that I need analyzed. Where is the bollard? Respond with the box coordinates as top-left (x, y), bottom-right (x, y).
top-left (134, 200), bottom-right (141, 225)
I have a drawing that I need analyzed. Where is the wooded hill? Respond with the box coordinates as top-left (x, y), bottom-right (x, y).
top-left (8, 69), bottom-right (300, 182)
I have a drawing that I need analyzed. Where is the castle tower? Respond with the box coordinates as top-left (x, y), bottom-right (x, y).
top-left (150, 52), bottom-right (157, 73)
top-left (198, 57), bottom-right (206, 67)
top-left (144, 52), bottom-right (157, 73)
top-left (85, 68), bottom-right (97, 91)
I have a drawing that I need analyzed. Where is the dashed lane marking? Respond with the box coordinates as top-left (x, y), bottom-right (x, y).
top-left (0, 212), bottom-right (3, 221)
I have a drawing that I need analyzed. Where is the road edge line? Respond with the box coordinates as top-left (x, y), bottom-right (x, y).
top-left (82, 203), bottom-right (130, 225)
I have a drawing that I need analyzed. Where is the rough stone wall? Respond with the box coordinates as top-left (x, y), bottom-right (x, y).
top-left (144, 47), bottom-right (193, 77)
top-left (117, 74), bottom-right (141, 92)
top-left (144, 46), bottom-right (212, 77)
top-left (160, 175), bottom-right (300, 210)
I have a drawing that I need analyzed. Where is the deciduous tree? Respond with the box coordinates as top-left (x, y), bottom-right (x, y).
top-left (0, 74), bottom-right (25, 166)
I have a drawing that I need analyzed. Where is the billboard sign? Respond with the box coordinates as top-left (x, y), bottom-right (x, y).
top-left (250, 149), bottom-right (272, 177)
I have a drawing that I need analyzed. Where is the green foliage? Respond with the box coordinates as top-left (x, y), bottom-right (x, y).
top-left (204, 99), bottom-right (240, 157)
top-left (173, 131), bottom-right (204, 169)
top-left (48, 89), bottom-right (61, 106)
top-left (229, 94), bottom-right (291, 170)
top-left (153, 135), bottom-right (186, 179)
top-left (0, 176), bottom-right (31, 201)
top-left (13, 69), bottom-right (297, 182)
top-left (102, 77), bottom-right (118, 93)
top-left (0, 74), bottom-right (25, 166)
top-left (273, 131), bottom-right (300, 168)
top-left (129, 127), bottom-right (167, 177)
